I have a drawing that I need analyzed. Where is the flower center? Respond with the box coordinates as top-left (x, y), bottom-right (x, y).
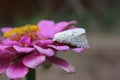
top-left (3, 25), bottom-right (40, 40)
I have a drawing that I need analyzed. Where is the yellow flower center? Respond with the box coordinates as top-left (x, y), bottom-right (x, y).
top-left (3, 25), bottom-right (39, 38)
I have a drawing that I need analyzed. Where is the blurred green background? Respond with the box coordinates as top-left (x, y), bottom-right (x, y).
top-left (0, 0), bottom-right (120, 80)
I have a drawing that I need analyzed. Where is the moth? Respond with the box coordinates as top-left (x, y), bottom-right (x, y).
top-left (53, 28), bottom-right (89, 48)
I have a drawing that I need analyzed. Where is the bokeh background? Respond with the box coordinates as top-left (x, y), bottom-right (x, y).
top-left (0, 0), bottom-right (120, 80)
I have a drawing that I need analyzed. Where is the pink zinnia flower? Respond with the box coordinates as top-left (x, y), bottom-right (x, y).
top-left (0, 20), bottom-right (89, 80)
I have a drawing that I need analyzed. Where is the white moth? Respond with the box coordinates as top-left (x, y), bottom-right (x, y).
top-left (53, 28), bottom-right (89, 48)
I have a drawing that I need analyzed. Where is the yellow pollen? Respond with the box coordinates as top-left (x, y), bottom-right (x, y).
top-left (3, 25), bottom-right (39, 38)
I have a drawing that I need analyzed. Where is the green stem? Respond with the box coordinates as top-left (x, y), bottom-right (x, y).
top-left (26, 69), bottom-right (36, 80)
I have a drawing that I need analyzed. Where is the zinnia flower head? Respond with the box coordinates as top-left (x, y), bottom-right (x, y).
top-left (0, 20), bottom-right (89, 80)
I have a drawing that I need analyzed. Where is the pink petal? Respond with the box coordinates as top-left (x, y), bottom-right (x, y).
top-left (31, 40), bottom-right (53, 47)
top-left (10, 78), bottom-right (22, 80)
top-left (0, 54), bottom-right (15, 73)
top-left (5, 47), bottom-right (17, 54)
top-left (2, 40), bottom-right (22, 46)
top-left (0, 45), bottom-right (9, 49)
top-left (48, 56), bottom-right (75, 74)
top-left (1, 27), bottom-right (13, 32)
top-left (23, 53), bottom-right (46, 69)
top-left (39, 40), bottom-right (53, 45)
top-left (0, 49), bottom-right (16, 57)
top-left (72, 48), bottom-right (84, 53)
top-left (48, 45), bottom-right (70, 51)
top-left (13, 45), bottom-right (34, 53)
top-left (20, 36), bottom-right (31, 47)
top-left (37, 20), bottom-right (55, 38)
top-left (6, 60), bottom-right (29, 79)
top-left (86, 45), bottom-right (90, 49)
top-left (49, 20), bottom-right (77, 38)
top-left (0, 50), bottom-right (9, 56)
top-left (33, 45), bottom-right (55, 56)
